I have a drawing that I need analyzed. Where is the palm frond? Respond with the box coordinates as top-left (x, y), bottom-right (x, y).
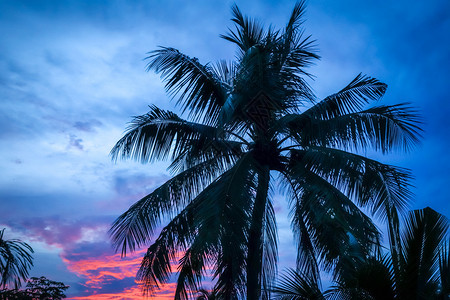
top-left (280, 173), bottom-right (319, 281)
top-left (286, 1), bottom-right (307, 31)
top-left (325, 285), bottom-right (374, 300)
top-left (168, 138), bottom-right (244, 174)
top-left (325, 104), bottom-right (421, 153)
top-left (221, 4), bottom-right (265, 54)
top-left (137, 206), bottom-right (195, 296)
top-left (206, 154), bottom-right (258, 298)
top-left (211, 60), bottom-right (236, 89)
top-left (284, 103), bottom-right (422, 153)
top-left (280, 0), bottom-right (319, 81)
top-left (439, 241), bottom-right (450, 298)
top-left (261, 197), bottom-right (278, 300)
top-left (111, 106), bottom-right (226, 163)
top-left (341, 255), bottom-right (395, 300)
top-left (326, 253), bottom-right (395, 300)
top-left (303, 74), bottom-right (387, 120)
top-left (175, 246), bottom-right (209, 300)
top-left (0, 229), bottom-right (34, 289)
top-left (146, 48), bottom-right (227, 124)
top-left (138, 152), bottom-right (255, 296)
top-left (284, 163), bottom-right (380, 278)
top-left (287, 147), bottom-right (414, 221)
top-left (271, 268), bottom-right (325, 300)
top-left (399, 207), bottom-right (449, 299)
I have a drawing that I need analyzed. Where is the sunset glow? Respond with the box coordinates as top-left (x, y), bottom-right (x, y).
top-left (1, 0), bottom-right (449, 298)
top-left (71, 285), bottom-right (177, 300)
top-left (62, 248), bottom-right (183, 298)
top-left (63, 249), bottom-right (146, 289)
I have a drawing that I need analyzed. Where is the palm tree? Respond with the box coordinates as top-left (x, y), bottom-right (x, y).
top-left (332, 207), bottom-right (449, 300)
top-left (110, 2), bottom-right (421, 299)
top-left (272, 207), bottom-right (449, 300)
top-left (0, 228), bottom-right (34, 289)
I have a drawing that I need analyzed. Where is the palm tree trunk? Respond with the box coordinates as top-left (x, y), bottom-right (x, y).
top-left (247, 165), bottom-right (270, 300)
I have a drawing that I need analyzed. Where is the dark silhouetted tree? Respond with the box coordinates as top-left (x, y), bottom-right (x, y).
top-left (24, 276), bottom-right (69, 299)
top-left (0, 276), bottom-right (69, 300)
top-left (272, 207), bottom-right (449, 300)
top-left (110, 1), bottom-right (422, 299)
top-left (0, 228), bottom-right (33, 289)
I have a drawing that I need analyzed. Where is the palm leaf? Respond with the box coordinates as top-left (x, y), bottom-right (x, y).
top-left (168, 138), bottom-right (244, 174)
top-left (221, 4), bottom-right (265, 54)
top-left (261, 197), bottom-right (278, 300)
top-left (439, 241), bottom-right (450, 298)
top-left (175, 153), bottom-right (257, 298)
top-left (280, 103), bottom-right (422, 154)
top-left (283, 163), bottom-right (380, 278)
top-left (146, 48), bottom-right (227, 124)
top-left (287, 147), bottom-right (414, 220)
top-left (326, 255), bottom-right (394, 300)
top-left (399, 207), bottom-right (449, 299)
top-left (280, 173), bottom-right (319, 281)
top-left (271, 268), bottom-right (325, 300)
top-left (137, 205), bottom-right (195, 296)
top-left (303, 74), bottom-right (387, 120)
top-left (111, 106), bottom-right (227, 163)
top-left (209, 155), bottom-right (258, 299)
top-left (0, 229), bottom-right (34, 289)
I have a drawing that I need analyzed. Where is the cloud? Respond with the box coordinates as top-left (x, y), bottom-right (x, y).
top-left (62, 245), bottom-right (145, 291)
top-left (2, 216), bottom-right (111, 248)
top-left (71, 284), bottom-right (177, 300)
top-left (73, 120), bottom-right (103, 133)
top-left (113, 170), bottom-right (169, 197)
top-left (0, 215), bottom-right (181, 297)
top-left (61, 241), bottom-right (183, 298)
top-left (69, 134), bottom-right (84, 151)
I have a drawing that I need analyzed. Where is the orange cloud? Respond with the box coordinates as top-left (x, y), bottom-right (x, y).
top-left (71, 284), bottom-right (177, 300)
top-left (63, 248), bottom-right (198, 299)
top-left (63, 245), bottom-right (216, 299)
top-left (63, 249), bottom-right (147, 289)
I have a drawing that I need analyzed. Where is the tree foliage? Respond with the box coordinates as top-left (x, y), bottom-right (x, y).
top-left (0, 228), bottom-right (33, 289)
top-left (0, 276), bottom-right (69, 300)
top-left (272, 207), bottom-right (449, 300)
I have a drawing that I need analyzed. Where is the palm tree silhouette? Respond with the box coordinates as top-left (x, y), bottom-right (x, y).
top-left (272, 207), bottom-right (449, 300)
top-left (110, 2), bottom-right (421, 299)
top-left (0, 228), bottom-right (33, 289)
top-left (338, 207), bottom-right (449, 300)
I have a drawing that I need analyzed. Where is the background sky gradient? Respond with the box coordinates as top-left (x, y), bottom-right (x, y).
top-left (1, 0), bottom-right (449, 298)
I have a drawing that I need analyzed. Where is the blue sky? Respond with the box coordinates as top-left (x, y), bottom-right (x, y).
top-left (1, 0), bottom-right (449, 298)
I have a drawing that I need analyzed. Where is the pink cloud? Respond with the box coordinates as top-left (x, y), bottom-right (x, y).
top-left (71, 284), bottom-right (177, 300)
top-left (63, 249), bottom-right (146, 290)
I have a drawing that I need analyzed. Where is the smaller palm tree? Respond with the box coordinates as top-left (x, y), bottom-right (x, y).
top-left (344, 207), bottom-right (449, 299)
top-left (272, 207), bottom-right (450, 300)
top-left (0, 229), bottom-right (34, 289)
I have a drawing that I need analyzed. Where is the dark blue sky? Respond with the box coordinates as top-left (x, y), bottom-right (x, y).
top-left (1, 0), bottom-right (449, 298)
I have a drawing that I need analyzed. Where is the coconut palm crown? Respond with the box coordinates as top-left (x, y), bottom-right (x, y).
top-left (110, 2), bottom-right (422, 299)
